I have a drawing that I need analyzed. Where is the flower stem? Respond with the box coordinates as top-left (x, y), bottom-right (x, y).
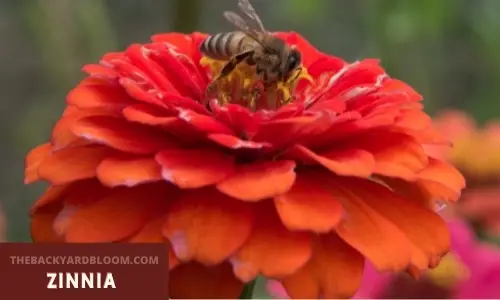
top-left (239, 280), bottom-right (256, 299)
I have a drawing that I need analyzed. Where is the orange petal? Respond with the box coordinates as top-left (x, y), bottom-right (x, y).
top-left (416, 157), bottom-right (466, 202)
top-left (38, 145), bottom-right (114, 185)
top-left (51, 107), bottom-right (118, 150)
top-left (216, 160), bottom-right (296, 202)
top-left (122, 104), bottom-right (177, 126)
top-left (30, 203), bottom-right (63, 243)
top-left (315, 171), bottom-right (413, 272)
top-left (66, 77), bottom-right (135, 110)
top-left (97, 155), bottom-right (162, 187)
top-left (163, 188), bottom-right (253, 265)
top-left (71, 115), bottom-right (175, 154)
top-left (281, 234), bottom-right (364, 299)
top-left (230, 203), bottom-right (312, 282)
top-left (169, 262), bottom-right (243, 299)
top-left (30, 185), bottom-right (68, 214)
top-left (274, 170), bottom-right (343, 232)
top-left (288, 145), bottom-right (375, 178)
top-left (337, 177), bottom-right (450, 272)
top-left (346, 130), bottom-right (428, 180)
top-left (25, 143), bottom-right (52, 184)
top-left (156, 148), bottom-right (235, 189)
top-left (128, 216), bottom-right (180, 269)
top-left (64, 183), bottom-right (174, 242)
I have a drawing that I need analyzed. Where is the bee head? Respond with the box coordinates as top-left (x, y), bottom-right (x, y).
top-left (284, 46), bottom-right (302, 79)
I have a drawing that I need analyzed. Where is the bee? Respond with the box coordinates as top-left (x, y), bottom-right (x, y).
top-left (200, 0), bottom-right (303, 97)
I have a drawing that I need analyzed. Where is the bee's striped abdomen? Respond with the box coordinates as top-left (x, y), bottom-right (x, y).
top-left (200, 31), bottom-right (253, 60)
top-left (200, 32), bottom-right (232, 60)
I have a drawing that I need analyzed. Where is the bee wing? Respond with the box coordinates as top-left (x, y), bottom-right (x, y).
top-left (223, 11), bottom-right (262, 39)
top-left (237, 0), bottom-right (267, 32)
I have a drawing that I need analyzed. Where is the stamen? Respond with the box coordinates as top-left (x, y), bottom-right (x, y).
top-left (200, 56), bottom-right (312, 110)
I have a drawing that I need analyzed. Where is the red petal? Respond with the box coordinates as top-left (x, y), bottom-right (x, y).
top-left (211, 103), bottom-right (260, 139)
top-left (155, 148), bottom-right (235, 189)
top-left (231, 203), bottom-right (312, 281)
top-left (38, 145), bottom-right (115, 185)
top-left (163, 188), bottom-right (253, 265)
top-left (30, 185), bottom-right (68, 214)
top-left (51, 107), bottom-right (118, 150)
top-left (253, 115), bottom-right (319, 148)
top-left (122, 104), bottom-right (177, 126)
top-left (149, 44), bottom-right (203, 100)
top-left (281, 234), bottom-right (365, 298)
top-left (289, 144), bottom-right (375, 178)
top-left (169, 262), bottom-right (243, 299)
top-left (25, 143), bottom-right (51, 184)
top-left (71, 115), bottom-right (175, 154)
top-left (97, 155), bottom-right (162, 187)
top-left (82, 64), bottom-right (118, 78)
top-left (66, 77), bottom-right (134, 110)
top-left (64, 183), bottom-right (174, 242)
top-left (274, 170), bottom-right (343, 232)
top-left (208, 133), bottom-right (272, 150)
top-left (216, 160), bottom-right (296, 202)
top-left (178, 109), bottom-right (234, 135)
top-left (30, 203), bottom-right (63, 243)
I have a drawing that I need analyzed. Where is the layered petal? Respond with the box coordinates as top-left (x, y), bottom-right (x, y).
top-left (63, 183), bottom-right (175, 242)
top-left (163, 188), bottom-right (253, 265)
top-left (97, 155), bottom-right (162, 187)
top-left (38, 145), bottom-right (115, 185)
top-left (336, 177), bottom-right (450, 272)
top-left (308, 171), bottom-right (414, 271)
top-left (24, 143), bottom-right (51, 184)
top-left (280, 234), bottom-right (365, 298)
top-left (71, 115), bottom-right (175, 154)
top-left (274, 170), bottom-right (343, 232)
top-left (230, 203), bottom-right (312, 282)
top-left (156, 148), bottom-right (235, 189)
top-left (216, 160), bottom-right (296, 201)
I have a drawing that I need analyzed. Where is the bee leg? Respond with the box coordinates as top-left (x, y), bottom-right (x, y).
top-left (206, 50), bottom-right (254, 92)
top-left (204, 50), bottom-right (255, 106)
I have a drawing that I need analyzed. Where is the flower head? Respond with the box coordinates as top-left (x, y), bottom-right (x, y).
top-left (352, 218), bottom-right (500, 299)
top-left (25, 32), bottom-right (465, 298)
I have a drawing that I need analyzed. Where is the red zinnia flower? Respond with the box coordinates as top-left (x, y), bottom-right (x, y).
top-left (25, 32), bottom-right (465, 298)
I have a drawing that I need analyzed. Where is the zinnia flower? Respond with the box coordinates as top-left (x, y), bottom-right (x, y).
top-left (25, 31), bottom-right (465, 298)
top-left (351, 218), bottom-right (500, 299)
top-left (427, 110), bottom-right (500, 235)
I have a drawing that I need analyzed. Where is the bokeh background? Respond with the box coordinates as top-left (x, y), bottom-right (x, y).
top-left (2, 0), bottom-right (500, 298)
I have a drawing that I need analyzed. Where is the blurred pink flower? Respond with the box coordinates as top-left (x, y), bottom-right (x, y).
top-left (354, 218), bottom-right (500, 299)
top-left (267, 218), bottom-right (500, 299)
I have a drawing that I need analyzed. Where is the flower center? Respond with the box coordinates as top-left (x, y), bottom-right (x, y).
top-left (426, 253), bottom-right (469, 288)
top-left (200, 56), bottom-right (313, 111)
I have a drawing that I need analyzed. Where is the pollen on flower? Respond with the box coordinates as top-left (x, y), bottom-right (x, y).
top-left (200, 56), bottom-right (312, 111)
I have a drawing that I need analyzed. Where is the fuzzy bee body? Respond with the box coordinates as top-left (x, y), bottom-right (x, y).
top-left (201, 0), bottom-right (303, 98)
top-left (200, 31), bottom-right (258, 61)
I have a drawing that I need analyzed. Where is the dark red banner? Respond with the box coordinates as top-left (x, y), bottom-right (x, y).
top-left (0, 243), bottom-right (169, 300)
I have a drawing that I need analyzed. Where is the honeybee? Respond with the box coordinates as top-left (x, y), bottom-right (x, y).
top-left (200, 0), bottom-right (303, 97)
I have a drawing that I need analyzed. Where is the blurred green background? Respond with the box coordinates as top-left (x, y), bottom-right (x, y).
top-left (2, 0), bottom-right (500, 245)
